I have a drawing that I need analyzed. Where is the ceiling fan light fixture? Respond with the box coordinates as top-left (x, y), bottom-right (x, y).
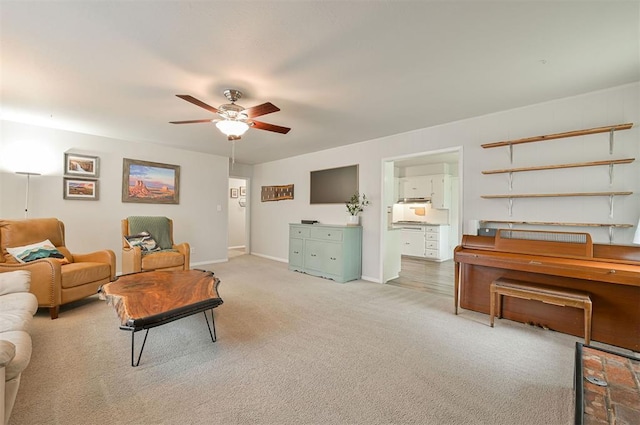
top-left (216, 119), bottom-right (249, 137)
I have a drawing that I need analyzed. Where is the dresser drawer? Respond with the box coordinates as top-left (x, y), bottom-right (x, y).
top-left (290, 226), bottom-right (310, 238)
top-left (310, 228), bottom-right (343, 242)
top-left (425, 232), bottom-right (438, 241)
top-left (425, 249), bottom-right (439, 259)
top-left (289, 238), bottom-right (304, 267)
top-left (426, 240), bottom-right (438, 250)
top-left (424, 226), bottom-right (439, 233)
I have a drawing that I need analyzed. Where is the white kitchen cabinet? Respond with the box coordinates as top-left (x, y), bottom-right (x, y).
top-left (424, 225), bottom-right (451, 261)
top-left (400, 176), bottom-right (430, 199)
top-left (427, 174), bottom-right (451, 209)
top-left (400, 225), bottom-right (451, 261)
top-left (400, 228), bottom-right (426, 257)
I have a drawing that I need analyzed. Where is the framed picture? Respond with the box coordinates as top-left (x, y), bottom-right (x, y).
top-left (63, 178), bottom-right (99, 200)
top-left (230, 188), bottom-right (239, 198)
top-left (240, 186), bottom-right (246, 196)
top-left (122, 158), bottom-right (180, 204)
top-left (64, 153), bottom-right (99, 178)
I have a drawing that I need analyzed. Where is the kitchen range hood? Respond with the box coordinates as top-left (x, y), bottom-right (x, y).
top-left (397, 197), bottom-right (431, 204)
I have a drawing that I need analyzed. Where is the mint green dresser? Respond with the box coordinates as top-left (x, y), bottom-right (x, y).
top-left (289, 224), bottom-right (362, 283)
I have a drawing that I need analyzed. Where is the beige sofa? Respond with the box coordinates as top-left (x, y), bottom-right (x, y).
top-left (0, 218), bottom-right (116, 319)
top-left (0, 270), bottom-right (37, 425)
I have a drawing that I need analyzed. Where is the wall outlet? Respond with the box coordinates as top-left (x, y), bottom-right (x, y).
top-left (191, 247), bottom-right (196, 254)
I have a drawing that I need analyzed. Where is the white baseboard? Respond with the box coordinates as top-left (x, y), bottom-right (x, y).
top-left (251, 252), bottom-right (288, 263)
top-left (361, 275), bottom-right (381, 283)
top-left (191, 259), bottom-right (227, 267)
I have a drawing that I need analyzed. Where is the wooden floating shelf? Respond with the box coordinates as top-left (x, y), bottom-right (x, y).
top-left (482, 158), bottom-right (635, 175)
top-left (482, 123), bottom-right (633, 149)
top-left (479, 220), bottom-right (633, 228)
top-left (481, 191), bottom-right (632, 199)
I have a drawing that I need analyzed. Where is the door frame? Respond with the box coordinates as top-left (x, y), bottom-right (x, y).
top-left (380, 146), bottom-right (463, 283)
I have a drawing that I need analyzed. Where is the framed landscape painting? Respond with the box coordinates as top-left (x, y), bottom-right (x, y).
top-left (63, 178), bottom-right (99, 200)
top-left (122, 158), bottom-right (180, 204)
top-left (64, 153), bottom-right (99, 178)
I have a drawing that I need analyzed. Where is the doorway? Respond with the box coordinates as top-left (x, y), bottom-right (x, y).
top-left (381, 147), bottom-right (462, 293)
top-left (228, 177), bottom-right (249, 258)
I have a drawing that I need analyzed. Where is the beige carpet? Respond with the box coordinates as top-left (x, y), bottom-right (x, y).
top-left (10, 255), bottom-right (579, 424)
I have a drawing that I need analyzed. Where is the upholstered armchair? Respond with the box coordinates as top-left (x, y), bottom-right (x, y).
top-left (0, 218), bottom-right (116, 319)
top-left (121, 216), bottom-right (190, 275)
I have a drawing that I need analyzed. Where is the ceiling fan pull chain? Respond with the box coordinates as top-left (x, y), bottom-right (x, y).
top-left (231, 139), bottom-right (236, 166)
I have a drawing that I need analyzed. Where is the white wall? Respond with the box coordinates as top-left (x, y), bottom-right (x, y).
top-left (228, 177), bottom-right (246, 248)
top-left (250, 83), bottom-right (640, 282)
top-left (0, 121), bottom-right (230, 272)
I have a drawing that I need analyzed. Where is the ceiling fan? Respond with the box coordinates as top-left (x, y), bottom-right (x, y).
top-left (170, 89), bottom-right (291, 141)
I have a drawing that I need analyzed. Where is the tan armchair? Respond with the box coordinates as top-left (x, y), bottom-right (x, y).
top-left (0, 218), bottom-right (116, 319)
top-left (121, 216), bottom-right (190, 275)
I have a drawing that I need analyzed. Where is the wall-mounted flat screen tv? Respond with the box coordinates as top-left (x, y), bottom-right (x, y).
top-left (310, 164), bottom-right (358, 204)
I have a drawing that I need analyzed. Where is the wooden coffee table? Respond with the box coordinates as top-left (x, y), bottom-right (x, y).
top-left (99, 269), bottom-right (223, 366)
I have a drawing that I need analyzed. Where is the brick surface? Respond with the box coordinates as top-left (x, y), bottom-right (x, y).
top-left (584, 416), bottom-right (609, 425)
top-left (613, 404), bottom-right (640, 425)
top-left (584, 390), bottom-right (609, 421)
top-left (609, 386), bottom-right (640, 409)
top-left (604, 360), bottom-right (636, 388)
top-left (580, 347), bottom-right (640, 425)
top-left (585, 354), bottom-right (604, 371)
top-left (584, 377), bottom-right (608, 396)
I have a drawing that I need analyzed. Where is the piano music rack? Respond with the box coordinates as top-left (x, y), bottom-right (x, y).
top-left (479, 221), bottom-right (634, 243)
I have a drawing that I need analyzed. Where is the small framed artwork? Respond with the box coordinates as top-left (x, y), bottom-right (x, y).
top-left (63, 178), bottom-right (99, 200)
top-left (230, 188), bottom-right (239, 198)
top-left (240, 186), bottom-right (246, 196)
top-left (64, 153), bottom-right (99, 178)
top-left (122, 158), bottom-right (180, 204)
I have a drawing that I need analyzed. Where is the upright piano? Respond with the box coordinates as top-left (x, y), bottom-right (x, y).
top-left (454, 229), bottom-right (640, 351)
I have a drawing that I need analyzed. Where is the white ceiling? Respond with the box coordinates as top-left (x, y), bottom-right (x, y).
top-left (1, 1), bottom-right (638, 165)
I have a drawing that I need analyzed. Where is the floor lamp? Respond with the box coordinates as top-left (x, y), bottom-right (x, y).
top-left (15, 171), bottom-right (41, 219)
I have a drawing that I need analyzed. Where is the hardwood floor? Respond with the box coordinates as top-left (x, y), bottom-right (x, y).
top-left (386, 256), bottom-right (455, 297)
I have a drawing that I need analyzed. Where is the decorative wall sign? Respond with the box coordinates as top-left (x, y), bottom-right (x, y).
top-left (64, 153), bottom-right (99, 178)
top-left (122, 158), bottom-right (180, 204)
top-left (261, 184), bottom-right (294, 202)
top-left (63, 178), bottom-right (99, 200)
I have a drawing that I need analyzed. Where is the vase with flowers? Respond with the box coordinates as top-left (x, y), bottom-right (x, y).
top-left (345, 192), bottom-right (370, 225)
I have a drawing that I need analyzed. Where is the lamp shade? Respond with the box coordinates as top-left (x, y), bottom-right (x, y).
top-left (633, 218), bottom-right (640, 245)
top-left (216, 120), bottom-right (249, 137)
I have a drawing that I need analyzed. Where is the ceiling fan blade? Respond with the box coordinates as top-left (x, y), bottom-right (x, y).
top-left (251, 120), bottom-right (291, 134)
top-left (176, 94), bottom-right (219, 114)
top-left (245, 102), bottom-right (280, 118)
top-left (169, 119), bottom-right (213, 124)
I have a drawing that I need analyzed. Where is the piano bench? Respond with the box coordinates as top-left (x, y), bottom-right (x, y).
top-left (489, 278), bottom-right (592, 344)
